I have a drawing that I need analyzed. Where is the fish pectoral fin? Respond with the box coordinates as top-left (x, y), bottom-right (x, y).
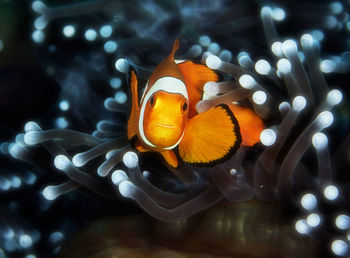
top-left (228, 104), bottom-right (264, 147)
top-left (134, 139), bottom-right (149, 153)
top-left (127, 70), bottom-right (140, 139)
top-left (160, 150), bottom-right (178, 168)
top-left (179, 104), bottom-right (241, 166)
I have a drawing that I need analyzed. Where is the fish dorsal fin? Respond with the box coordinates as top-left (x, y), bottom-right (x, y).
top-left (127, 70), bottom-right (140, 140)
top-left (179, 104), bottom-right (241, 166)
top-left (169, 39), bottom-right (180, 61)
top-left (147, 39), bottom-right (184, 88)
top-left (228, 104), bottom-right (264, 147)
top-left (177, 61), bottom-right (219, 117)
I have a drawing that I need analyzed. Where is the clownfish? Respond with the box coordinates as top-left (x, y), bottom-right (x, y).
top-left (127, 39), bottom-right (264, 168)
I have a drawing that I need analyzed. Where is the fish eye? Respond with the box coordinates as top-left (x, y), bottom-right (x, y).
top-left (182, 102), bottom-right (188, 111)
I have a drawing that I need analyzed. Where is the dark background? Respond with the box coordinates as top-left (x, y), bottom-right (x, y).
top-left (0, 0), bottom-right (349, 257)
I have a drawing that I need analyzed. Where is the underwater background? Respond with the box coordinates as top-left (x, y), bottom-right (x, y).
top-left (0, 0), bottom-right (350, 257)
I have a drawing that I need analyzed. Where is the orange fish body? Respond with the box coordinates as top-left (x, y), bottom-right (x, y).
top-left (127, 39), bottom-right (264, 168)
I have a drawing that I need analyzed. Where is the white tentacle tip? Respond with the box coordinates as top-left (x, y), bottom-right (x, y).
top-left (111, 170), bottom-right (128, 185)
top-left (279, 101), bottom-right (291, 113)
top-left (255, 59), bottom-right (271, 75)
top-left (295, 219), bottom-right (310, 235)
top-left (261, 6), bottom-right (272, 18)
top-left (300, 193), bottom-right (317, 210)
top-left (203, 82), bottom-right (219, 96)
top-left (271, 41), bottom-right (283, 57)
top-left (312, 132), bottom-right (328, 150)
top-left (327, 89), bottom-right (343, 106)
top-left (115, 58), bottom-right (129, 73)
top-left (24, 121), bottom-right (41, 132)
top-left (9, 144), bottom-right (23, 159)
top-left (277, 58), bottom-right (292, 74)
top-left (260, 129), bottom-right (277, 146)
top-left (118, 180), bottom-right (136, 198)
top-left (205, 55), bottom-right (222, 69)
top-left (335, 214), bottom-right (350, 230)
top-left (32, 1), bottom-right (47, 13)
top-left (122, 151), bottom-right (139, 169)
top-left (198, 35), bottom-right (211, 47)
top-left (72, 154), bottom-right (85, 167)
top-left (34, 16), bottom-right (48, 30)
top-left (54, 155), bottom-right (70, 170)
top-left (316, 111), bottom-right (334, 129)
top-left (282, 39), bottom-right (298, 56)
top-left (292, 96), bottom-right (307, 112)
top-left (24, 131), bottom-right (40, 145)
top-left (252, 91), bottom-right (267, 105)
top-left (43, 186), bottom-right (57, 201)
top-left (239, 74), bottom-right (256, 89)
top-left (301, 34), bottom-right (314, 48)
top-left (331, 239), bottom-right (349, 256)
top-left (306, 213), bottom-right (321, 228)
top-left (323, 184), bottom-right (339, 201)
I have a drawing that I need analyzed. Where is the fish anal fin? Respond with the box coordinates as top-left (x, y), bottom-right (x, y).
top-left (228, 105), bottom-right (264, 147)
top-left (160, 150), bottom-right (178, 168)
top-left (127, 70), bottom-right (140, 139)
top-left (178, 61), bottom-right (219, 117)
top-left (179, 104), bottom-right (241, 166)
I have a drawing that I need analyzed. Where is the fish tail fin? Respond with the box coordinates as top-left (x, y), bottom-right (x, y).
top-left (178, 61), bottom-right (219, 89)
top-left (228, 104), bottom-right (264, 147)
top-left (178, 61), bottom-right (219, 117)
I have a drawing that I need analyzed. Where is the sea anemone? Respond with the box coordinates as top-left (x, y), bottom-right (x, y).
top-left (0, 0), bottom-right (349, 257)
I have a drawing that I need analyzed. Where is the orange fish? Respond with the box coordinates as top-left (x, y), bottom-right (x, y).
top-left (127, 39), bottom-right (264, 168)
